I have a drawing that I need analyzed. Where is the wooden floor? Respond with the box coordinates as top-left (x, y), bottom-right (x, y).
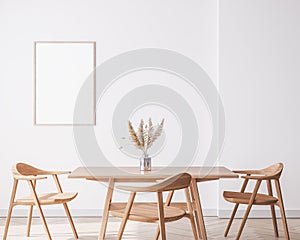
top-left (0, 217), bottom-right (299, 239)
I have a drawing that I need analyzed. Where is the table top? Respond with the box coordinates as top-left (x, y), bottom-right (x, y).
top-left (69, 166), bottom-right (238, 182)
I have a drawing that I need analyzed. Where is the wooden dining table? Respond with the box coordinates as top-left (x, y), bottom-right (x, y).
top-left (69, 166), bottom-right (238, 240)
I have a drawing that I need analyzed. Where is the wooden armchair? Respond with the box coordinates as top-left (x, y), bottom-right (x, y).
top-left (112, 172), bottom-right (198, 240)
top-left (3, 163), bottom-right (78, 240)
top-left (223, 163), bottom-right (290, 240)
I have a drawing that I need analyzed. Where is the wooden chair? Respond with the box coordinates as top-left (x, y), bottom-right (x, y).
top-left (223, 163), bottom-right (290, 240)
top-left (3, 163), bottom-right (78, 240)
top-left (111, 172), bottom-right (198, 240)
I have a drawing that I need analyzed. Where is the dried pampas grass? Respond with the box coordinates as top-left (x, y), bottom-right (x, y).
top-left (128, 121), bottom-right (142, 148)
top-left (128, 118), bottom-right (164, 157)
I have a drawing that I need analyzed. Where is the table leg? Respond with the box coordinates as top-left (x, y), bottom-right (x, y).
top-left (190, 186), bottom-right (201, 238)
top-left (190, 179), bottom-right (207, 240)
top-left (99, 178), bottom-right (115, 240)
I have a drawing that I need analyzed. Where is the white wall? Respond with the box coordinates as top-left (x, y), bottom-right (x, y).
top-left (1, 0), bottom-right (299, 218)
top-left (0, 0), bottom-right (218, 216)
top-left (219, 0), bottom-right (300, 217)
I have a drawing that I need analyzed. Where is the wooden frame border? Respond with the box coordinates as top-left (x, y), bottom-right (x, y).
top-left (33, 41), bottom-right (96, 126)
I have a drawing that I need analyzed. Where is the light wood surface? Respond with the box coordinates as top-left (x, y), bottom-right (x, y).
top-left (69, 166), bottom-right (238, 182)
top-left (223, 163), bottom-right (290, 240)
top-left (69, 166), bottom-right (237, 240)
top-left (3, 163), bottom-right (78, 240)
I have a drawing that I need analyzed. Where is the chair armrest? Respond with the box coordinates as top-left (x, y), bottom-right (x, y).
top-left (47, 170), bottom-right (71, 175)
top-left (241, 175), bottom-right (272, 180)
top-left (14, 175), bottom-right (47, 181)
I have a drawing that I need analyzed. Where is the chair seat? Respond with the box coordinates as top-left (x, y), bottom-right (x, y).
top-left (15, 192), bottom-right (78, 205)
top-left (110, 203), bottom-right (186, 223)
top-left (223, 191), bottom-right (278, 205)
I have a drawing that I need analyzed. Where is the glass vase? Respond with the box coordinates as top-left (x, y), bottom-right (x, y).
top-left (140, 156), bottom-right (151, 171)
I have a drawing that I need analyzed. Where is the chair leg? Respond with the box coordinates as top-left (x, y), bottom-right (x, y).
top-left (275, 179), bottom-right (290, 240)
top-left (190, 179), bottom-right (207, 240)
top-left (26, 179), bottom-right (36, 237)
top-left (225, 177), bottom-right (249, 237)
top-left (185, 188), bottom-right (198, 240)
top-left (63, 203), bottom-right (79, 239)
top-left (155, 190), bottom-right (174, 240)
top-left (52, 174), bottom-right (78, 239)
top-left (157, 192), bottom-right (166, 240)
top-left (235, 180), bottom-right (261, 240)
top-left (117, 192), bottom-right (136, 240)
top-left (3, 179), bottom-right (18, 240)
top-left (267, 180), bottom-right (278, 237)
top-left (224, 203), bottom-right (239, 237)
top-left (154, 225), bottom-right (160, 240)
top-left (99, 178), bottom-right (115, 240)
top-left (28, 180), bottom-right (52, 240)
top-left (190, 186), bottom-right (201, 238)
top-left (26, 206), bottom-right (34, 237)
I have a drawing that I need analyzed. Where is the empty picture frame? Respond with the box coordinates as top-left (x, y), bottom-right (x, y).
top-left (34, 41), bottom-right (96, 125)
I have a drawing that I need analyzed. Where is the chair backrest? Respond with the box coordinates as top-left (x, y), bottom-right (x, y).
top-left (12, 162), bottom-right (48, 178)
top-left (149, 172), bottom-right (192, 192)
top-left (260, 163), bottom-right (283, 179)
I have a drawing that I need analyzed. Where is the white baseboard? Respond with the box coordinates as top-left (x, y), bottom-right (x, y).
top-left (202, 209), bottom-right (218, 217)
top-left (1, 209), bottom-right (299, 218)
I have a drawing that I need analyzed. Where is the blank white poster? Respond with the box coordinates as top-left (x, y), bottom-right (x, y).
top-left (35, 42), bottom-right (95, 125)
